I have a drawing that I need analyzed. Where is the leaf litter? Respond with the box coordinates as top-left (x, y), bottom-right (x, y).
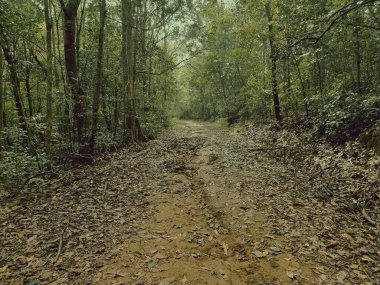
top-left (1, 120), bottom-right (379, 284)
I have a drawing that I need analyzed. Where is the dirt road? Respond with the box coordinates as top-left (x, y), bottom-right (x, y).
top-left (96, 121), bottom-right (321, 284)
top-left (1, 121), bottom-right (378, 285)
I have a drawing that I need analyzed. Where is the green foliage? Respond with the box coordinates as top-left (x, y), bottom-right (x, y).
top-left (175, 0), bottom-right (380, 151)
top-left (0, 148), bottom-right (39, 186)
top-left (310, 92), bottom-right (380, 143)
top-left (0, 0), bottom-right (184, 189)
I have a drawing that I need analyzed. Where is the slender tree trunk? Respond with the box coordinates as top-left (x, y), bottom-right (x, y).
top-left (121, 0), bottom-right (145, 142)
top-left (126, 0), bottom-right (135, 135)
top-left (76, 0), bottom-right (86, 68)
top-left (141, 0), bottom-right (148, 98)
top-left (24, 51), bottom-right (33, 117)
top-left (218, 70), bottom-right (229, 117)
top-left (265, 2), bottom-right (282, 122)
top-left (316, 50), bottom-right (323, 93)
top-left (113, 86), bottom-right (119, 137)
top-left (44, 0), bottom-right (53, 164)
top-left (53, 5), bottom-right (71, 139)
top-left (52, 15), bottom-right (61, 89)
top-left (290, 51), bottom-right (309, 117)
top-left (89, 0), bottom-right (106, 153)
top-left (1, 43), bottom-right (28, 134)
top-left (354, 27), bottom-right (362, 95)
top-left (0, 48), bottom-right (3, 151)
top-left (59, 0), bottom-right (87, 146)
top-left (1, 28), bottom-right (42, 170)
top-left (121, 0), bottom-right (128, 131)
top-left (101, 87), bottom-right (111, 132)
top-left (2, 77), bottom-right (5, 129)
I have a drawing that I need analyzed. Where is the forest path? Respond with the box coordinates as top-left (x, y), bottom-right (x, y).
top-left (95, 121), bottom-right (318, 285)
top-left (3, 120), bottom-right (377, 285)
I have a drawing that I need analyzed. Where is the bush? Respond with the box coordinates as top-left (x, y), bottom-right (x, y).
top-left (0, 148), bottom-right (40, 186)
top-left (309, 92), bottom-right (380, 143)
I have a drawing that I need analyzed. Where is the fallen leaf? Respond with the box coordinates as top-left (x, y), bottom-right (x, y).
top-left (153, 253), bottom-right (166, 260)
top-left (286, 270), bottom-right (295, 279)
top-left (0, 265), bottom-right (8, 273)
top-left (180, 275), bottom-right (188, 284)
top-left (253, 249), bottom-right (269, 258)
top-left (147, 260), bottom-right (157, 269)
top-left (222, 243), bottom-right (229, 255)
top-left (361, 255), bottom-right (374, 263)
top-left (336, 271), bottom-right (348, 284)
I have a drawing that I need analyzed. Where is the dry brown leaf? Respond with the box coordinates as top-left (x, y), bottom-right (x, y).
top-left (336, 271), bottom-right (348, 284)
top-left (153, 253), bottom-right (167, 260)
top-left (222, 243), bottom-right (229, 255)
top-left (180, 275), bottom-right (188, 284)
top-left (253, 249), bottom-right (269, 258)
top-left (0, 265), bottom-right (8, 273)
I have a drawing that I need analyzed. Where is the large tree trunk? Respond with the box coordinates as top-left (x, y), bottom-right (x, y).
top-left (59, 0), bottom-right (87, 145)
top-left (265, 2), bottom-right (282, 122)
top-left (89, 0), bottom-right (106, 153)
top-left (44, 0), bottom-right (53, 163)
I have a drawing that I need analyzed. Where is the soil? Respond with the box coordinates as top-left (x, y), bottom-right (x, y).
top-left (1, 121), bottom-right (379, 285)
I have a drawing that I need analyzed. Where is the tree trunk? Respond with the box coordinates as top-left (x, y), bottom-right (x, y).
top-left (126, 0), bottom-right (135, 136)
top-left (121, 0), bottom-right (145, 142)
top-left (354, 27), bottom-right (362, 95)
top-left (290, 51), bottom-right (309, 117)
top-left (76, 0), bottom-right (86, 67)
top-left (101, 87), bottom-right (111, 133)
top-left (121, 0), bottom-right (128, 131)
top-left (44, 0), bottom-right (53, 164)
top-left (0, 41), bottom-right (28, 134)
top-left (1, 27), bottom-right (41, 170)
top-left (265, 2), bottom-right (282, 122)
top-left (316, 49), bottom-right (323, 93)
top-left (59, 0), bottom-right (87, 145)
top-left (0, 48), bottom-right (3, 151)
top-left (24, 50), bottom-right (33, 117)
top-left (53, 5), bottom-right (71, 140)
top-left (89, 0), bottom-right (106, 153)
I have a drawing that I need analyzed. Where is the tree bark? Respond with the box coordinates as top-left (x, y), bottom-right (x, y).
top-left (24, 49), bottom-right (33, 117)
top-left (290, 51), bottom-right (309, 117)
top-left (316, 49), bottom-right (323, 93)
top-left (76, 0), bottom-right (86, 68)
top-left (121, 0), bottom-right (145, 142)
top-left (0, 48), bottom-right (3, 151)
top-left (53, 3), bottom-right (71, 139)
top-left (121, 0), bottom-right (128, 131)
top-left (89, 0), bottom-right (106, 153)
top-left (44, 0), bottom-right (54, 164)
top-left (354, 26), bottom-right (362, 95)
top-left (1, 26), bottom-right (41, 170)
top-left (265, 2), bottom-right (282, 122)
top-left (59, 0), bottom-right (87, 145)
top-left (0, 35), bottom-right (28, 134)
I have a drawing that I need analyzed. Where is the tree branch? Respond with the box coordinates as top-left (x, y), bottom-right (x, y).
top-left (289, 0), bottom-right (380, 48)
top-left (136, 53), bottom-right (201, 76)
